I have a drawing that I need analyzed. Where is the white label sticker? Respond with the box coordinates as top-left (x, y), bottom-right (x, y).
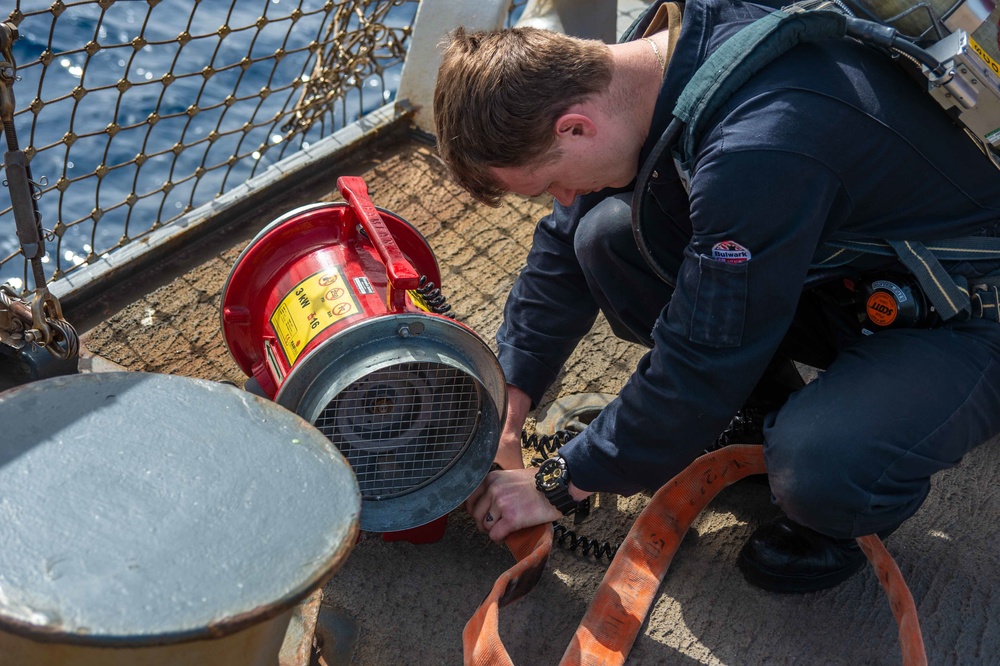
top-left (353, 276), bottom-right (375, 295)
top-left (264, 339), bottom-right (285, 381)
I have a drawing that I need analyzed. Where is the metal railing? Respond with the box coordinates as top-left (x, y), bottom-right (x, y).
top-left (1, 0), bottom-right (419, 290)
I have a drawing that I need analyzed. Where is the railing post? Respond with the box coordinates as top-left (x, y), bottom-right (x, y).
top-left (396, 0), bottom-right (511, 135)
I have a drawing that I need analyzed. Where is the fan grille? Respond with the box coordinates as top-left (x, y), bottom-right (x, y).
top-left (315, 361), bottom-right (481, 499)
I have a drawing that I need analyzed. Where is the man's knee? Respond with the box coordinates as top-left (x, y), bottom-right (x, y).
top-left (573, 193), bottom-right (633, 271)
top-left (763, 414), bottom-right (927, 539)
top-left (572, 193), bottom-right (670, 345)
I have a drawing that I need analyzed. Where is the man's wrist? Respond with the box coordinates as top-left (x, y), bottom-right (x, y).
top-left (535, 456), bottom-right (590, 515)
top-left (568, 481), bottom-right (592, 502)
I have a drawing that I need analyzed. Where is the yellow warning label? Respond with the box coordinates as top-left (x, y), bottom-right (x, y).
top-left (270, 269), bottom-right (360, 366)
top-left (969, 37), bottom-right (1000, 77)
top-left (407, 289), bottom-right (432, 313)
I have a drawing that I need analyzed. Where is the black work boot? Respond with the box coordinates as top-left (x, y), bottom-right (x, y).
top-left (737, 515), bottom-right (867, 593)
top-left (705, 357), bottom-right (805, 454)
top-left (706, 406), bottom-right (766, 452)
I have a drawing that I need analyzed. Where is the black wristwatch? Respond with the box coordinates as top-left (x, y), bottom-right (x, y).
top-left (535, 456), bottom-right (581, 516)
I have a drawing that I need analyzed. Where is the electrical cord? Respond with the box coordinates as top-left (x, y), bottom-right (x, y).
top-left (553, 524), bottom-right (619, 562)
top-left (416, 275), bottom-right (455, 318)
top-left (521, 428), bottom-right (620, 565)
top-left (844, 16), bottom-right (947, 76)
top-left (520, 428), bottom-right (576, 467)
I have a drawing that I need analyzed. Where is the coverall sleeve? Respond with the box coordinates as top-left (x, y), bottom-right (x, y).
top-left (496, 196), bottom-right (604, 406)
top-left (560, 149), bottom-right (851, 496)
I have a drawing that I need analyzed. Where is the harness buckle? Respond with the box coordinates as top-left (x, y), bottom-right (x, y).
top-left (970, 283), bottom-right (1000, 322)
top-left (971, 285), bottom-right (986, 319)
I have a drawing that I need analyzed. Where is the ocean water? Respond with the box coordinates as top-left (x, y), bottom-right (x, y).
top-left (2, 0), bottom-right (417, 288)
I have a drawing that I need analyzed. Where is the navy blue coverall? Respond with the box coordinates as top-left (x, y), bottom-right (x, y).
top-left (496, 0), bottom-right (1000, 539)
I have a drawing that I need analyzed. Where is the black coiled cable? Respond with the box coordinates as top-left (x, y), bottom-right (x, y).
top-left (520, 428), bottom-right (576, 466)
top-left (521, 428), bottom-right (621, 565)
top-left (417, 275), bottom-right (455, 318)
top-left (553, 524), bottom-right (619, 563)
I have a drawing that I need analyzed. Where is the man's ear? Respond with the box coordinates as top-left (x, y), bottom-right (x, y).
top-left (554, 113), bottom-right (597, 139)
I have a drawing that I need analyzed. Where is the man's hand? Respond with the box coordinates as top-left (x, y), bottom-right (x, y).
top-left (468, 467), bottom-right (562, 542)
top-left (464, 384), bottom-right (531, 526)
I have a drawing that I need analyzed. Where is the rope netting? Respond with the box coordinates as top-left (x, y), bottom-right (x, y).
top-left (1, 0), bottom-right (418, 290)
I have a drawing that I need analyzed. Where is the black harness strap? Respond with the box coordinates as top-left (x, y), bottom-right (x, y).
top-left (673, 8), bottom-right (848, 169)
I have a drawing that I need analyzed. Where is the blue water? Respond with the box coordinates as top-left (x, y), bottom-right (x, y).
top-left (2, 0), bottom-right (417, 288)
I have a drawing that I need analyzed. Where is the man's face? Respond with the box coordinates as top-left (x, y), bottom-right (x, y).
top-left (489, 113), bottom-right (637, 206)
top-left (491, 155), bottom-right (609, 207)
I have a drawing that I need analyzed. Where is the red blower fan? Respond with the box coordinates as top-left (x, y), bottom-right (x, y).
top-left (221, 176), bottom-right (506, 537)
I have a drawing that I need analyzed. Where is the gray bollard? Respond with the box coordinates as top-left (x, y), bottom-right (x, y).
top-left (514, 0), bottom-right (619, 42)
top-left (0, 372), bottom-right (360, 665)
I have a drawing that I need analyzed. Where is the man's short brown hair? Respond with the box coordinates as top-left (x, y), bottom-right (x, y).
top-left (433, 27), bottom-right (613, 206)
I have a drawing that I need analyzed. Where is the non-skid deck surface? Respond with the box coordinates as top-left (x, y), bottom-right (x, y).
top-left (82, 136), bottom-right (1000, 665)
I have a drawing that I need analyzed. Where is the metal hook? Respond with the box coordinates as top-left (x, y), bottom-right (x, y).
top-left (27, 175), bottom-right (48, 200)
top-left (0, 22), bottom-right (17, 68)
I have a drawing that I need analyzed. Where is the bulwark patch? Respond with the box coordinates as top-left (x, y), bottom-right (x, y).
top-left (711, 240), bottom-right (751, 264)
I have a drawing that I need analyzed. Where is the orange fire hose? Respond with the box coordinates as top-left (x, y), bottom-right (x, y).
top-left (463, 445), bottom-right (927, 665)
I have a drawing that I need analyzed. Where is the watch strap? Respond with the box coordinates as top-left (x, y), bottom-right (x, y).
top-left (536, 456), bottom-right (580, 516)
top-left (545, 480), bottom-right (579, 515)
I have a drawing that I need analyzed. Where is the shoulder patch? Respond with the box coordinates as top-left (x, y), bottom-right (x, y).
top-left (711, 240), bottom-right (751, 264)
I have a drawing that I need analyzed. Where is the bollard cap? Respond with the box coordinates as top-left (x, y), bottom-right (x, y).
top-left (0, 372), bottom-right (360, 646)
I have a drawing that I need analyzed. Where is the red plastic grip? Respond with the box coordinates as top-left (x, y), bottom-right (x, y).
top-left (337, 176), bottom-right (421, 312)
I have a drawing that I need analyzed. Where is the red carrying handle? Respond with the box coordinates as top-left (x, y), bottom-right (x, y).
top-left (338, 176), bottom-right (421, 312)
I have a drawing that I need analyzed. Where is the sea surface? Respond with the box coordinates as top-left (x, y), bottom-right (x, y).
top-left (2, 0), bottom-right (418, 288)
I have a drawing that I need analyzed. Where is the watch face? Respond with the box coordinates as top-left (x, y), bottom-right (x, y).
top-left (537, 457), bottom-right (565, 492)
